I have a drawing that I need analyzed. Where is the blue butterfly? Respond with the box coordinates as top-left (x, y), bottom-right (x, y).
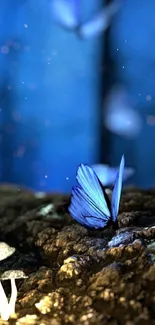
top-left (68, 155), bottom-right (125, 229)
top-left (51, 0), bottom-right (121, 39)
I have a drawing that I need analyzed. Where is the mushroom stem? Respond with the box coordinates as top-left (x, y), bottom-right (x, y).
top-left (9, 279), bottom-right (17, 315)
top-left (0, 279), bottom-right (17, 320)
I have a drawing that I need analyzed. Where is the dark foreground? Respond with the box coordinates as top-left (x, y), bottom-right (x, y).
top-left (0, 185), bottom-right (155, 325)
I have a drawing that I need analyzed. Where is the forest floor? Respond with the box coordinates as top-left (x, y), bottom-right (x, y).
top-left (0, 185), bottom-right (155, 325)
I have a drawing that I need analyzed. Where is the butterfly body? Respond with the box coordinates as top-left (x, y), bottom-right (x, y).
top-left (69, 156), bottom-right (124, 229)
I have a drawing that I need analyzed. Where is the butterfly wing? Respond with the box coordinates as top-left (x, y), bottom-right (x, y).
top-left (111, 155), bottom-right (125, 222)
top-left (69, 186), bottom-right (90, 227)
top-left (123, 167), bottom-right (134, 181)
top-left (104, 85), bottom-right (142, 138)
top-left (51, 0), bottom-right (79, 29)
top-left (68, 164), bottom-right (111, 228)
top-left (76, 164), bottom-right (111, 217)
top-left (92, 164), bottom-right (134, 186)
top-left (78, 2), bottom-right (120, 39)
top-left (91, 164), bottom-right (116, 186)
top-left (69, 186), bottom-right (108, 228)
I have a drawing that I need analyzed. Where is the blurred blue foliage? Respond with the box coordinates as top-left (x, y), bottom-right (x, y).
top-left (0, 0), bottom-right (102, 192)
top-left (0, 0), bottom-right (155, 192)
top-left (111, 0), bottom-right (155, 188)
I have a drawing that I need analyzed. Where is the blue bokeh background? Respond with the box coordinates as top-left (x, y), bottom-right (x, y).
top-left (0, 0), bottom-right (155, 192)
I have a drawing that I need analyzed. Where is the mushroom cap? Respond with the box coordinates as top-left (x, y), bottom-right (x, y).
top-left (1, 269), bottom-right (27, 280)
top-left (0, 242), bottom-right (27, 280)
top-left (0, 242), bottom-right (15, 262)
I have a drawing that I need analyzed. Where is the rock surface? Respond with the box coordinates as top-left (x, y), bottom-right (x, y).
top-left (0, 185), bottom-right (155, 324)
